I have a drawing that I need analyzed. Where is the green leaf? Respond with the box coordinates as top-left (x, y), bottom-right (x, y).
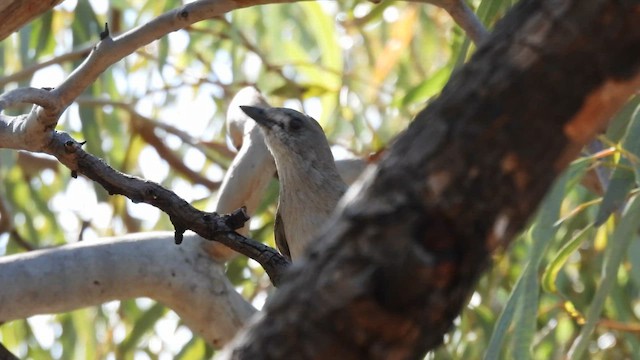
top-left (158, 36), bottom-right (169, 71)
top-left (511, 169), bottom-right (569, 359)
top-left (79, 105), bottom-right (104, 159)
top-left (595, 104), bottom-right (640, 226)
top-left (31, 11), bottom-right (55, 59)
top-left (541, 225), bottom-right (593, 294)
top-left (477, 0), bottom-right (505, 26)
top-left (118, 302), bottom-right (167, 355)
top-left (594, 156), bottom-right (634, 226)
top-left (487, 156), bottom-right (588, 359)
top-left (606, 96), bottom-right (639, 143)
top-left (569, 195), bottom-right (640, 359)
top-left (484, 263), bottom-right (526, 360)
top-left (175, 337), bottom-right (207, 360)
top-left (627, 239), bottom-right (640, 289)
top-left (18, 24), bottom-right (32, 67)
top-left (401, 66), bottom-right (451, 106)
top-left (71, 1), bottom-right (100, 47)
top-left (624, 104), bottom-right (640, 184)
top-left (453, 0), bottom-right (501, 66)
top-left (352, 1), bottom-right (394, 26)
top-left (300, 2), bottom-right (342, 90)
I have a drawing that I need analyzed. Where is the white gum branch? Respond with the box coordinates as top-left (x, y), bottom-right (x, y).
top-left (206, 87), bottom-right (276, 260)
top-left (0, 88), bottom-right (62, 151)
top-left (0, 232), bottom-right (256, 346)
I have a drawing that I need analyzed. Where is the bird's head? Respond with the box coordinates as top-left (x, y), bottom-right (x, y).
top-left (239, 106), bottom-right (335, 168)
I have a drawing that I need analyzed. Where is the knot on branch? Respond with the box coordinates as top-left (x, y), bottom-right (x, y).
top-left (63, 139), bottom-right (86, 154)
top-left (223, 207), bottom-right (250, 230)
top-left (200, 207), bottom-right (248, 233)
top-left (100, 23), bottom-right (110, 40)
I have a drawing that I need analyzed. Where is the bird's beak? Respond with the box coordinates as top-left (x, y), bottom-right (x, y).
top-left (240, 106), bottom-right (276, 129)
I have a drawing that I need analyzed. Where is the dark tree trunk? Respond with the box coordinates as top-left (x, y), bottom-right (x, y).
top-left (229, 0), bottom-right (640, 358)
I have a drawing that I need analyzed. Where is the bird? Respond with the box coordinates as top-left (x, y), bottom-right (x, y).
top-left (240, 105), bottom-right (347, 262)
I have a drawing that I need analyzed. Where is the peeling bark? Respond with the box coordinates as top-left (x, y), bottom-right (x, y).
top-left (228, 0), bottom-right (640, 358)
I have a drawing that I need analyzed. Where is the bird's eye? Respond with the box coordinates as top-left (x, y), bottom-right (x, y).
top-left (289, 118), bottom-right (303, 131)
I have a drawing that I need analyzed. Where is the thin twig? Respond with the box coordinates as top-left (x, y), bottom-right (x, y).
top-left (75, 97), bottom-right (236, 162)
top-left (0, 197), bottom-right (11, 234)
top-left (412, 0), bottom-right (489, 44)
top-left (0, 44), bottom-right (93, 88)
top-left (134, 119), bottom-right (222, 189)
top-left (10, 229), bottom-right (35, 252)
top-left (43, 131), bottom-right (289, 285)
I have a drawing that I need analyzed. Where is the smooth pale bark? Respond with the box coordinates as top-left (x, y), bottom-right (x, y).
top-left (206, 87), bottom-right (276, 260)
top-left (0, 232), bottom-right (256, 347)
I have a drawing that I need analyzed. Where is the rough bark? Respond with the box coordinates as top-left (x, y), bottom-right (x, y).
top-left (227, 0), bottom-right (640, 358)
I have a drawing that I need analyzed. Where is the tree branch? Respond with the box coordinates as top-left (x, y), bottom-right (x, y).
top-left (41, 130), bottom-right (290, 284)
top-left (0, 0), bottom-right (63, 41)
top-left (50, 0), bottom-right (297, 113)
top-left (0, 88), bottom-right (60, 111)
top-left (75, 97), bottom-right (236, 161)
top-left (134, 119), bottom-right (222, 189)
top-left (414, 0), bottom-right (489, 44)
top-left (0, 232), bottom-right (256, 346)
top-left (0, 0), bottom-right (295, 153)
top-left (0, 197), bottom-right (10, 234)
top-left (0, 44), bottom-right (93, 88)
top-left (0, 0), bottom-right (489, 155)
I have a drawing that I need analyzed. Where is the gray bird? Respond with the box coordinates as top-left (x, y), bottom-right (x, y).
top-left (240, 106), bottom-right (347, 262)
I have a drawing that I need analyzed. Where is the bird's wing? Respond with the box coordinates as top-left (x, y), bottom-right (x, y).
top-left (274, 211), bottom-right (291, 261)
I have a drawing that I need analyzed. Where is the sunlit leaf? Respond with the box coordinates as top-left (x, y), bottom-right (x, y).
top-left (401, 65), bottom-right (451, 106)
top-left (484, 265), bottom-right (525, 360)
top-left (71, 1), bottom-right (100, 48)
top-left (175, 337), bottom-right (207, 360)
top-left (370, 5), bottom-right (418, 95)
top-left (594, 157), bottom-right (635, 226)
top-left (605, 96), bottom-right (639, 143)
top-left (595, 104), bottom-right (640, 226)
top-left (118, 303), bottom-right (167, 355)
top-left (31, 11), bottom-right (55, 58)
top-left (541, 226), bottom-right (593, 294)
top-left (510, 168), bottom-right (569, 359)
top-left (569, 195), bottom-right (640, 359)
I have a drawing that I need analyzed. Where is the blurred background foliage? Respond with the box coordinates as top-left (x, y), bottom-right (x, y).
top-left (0, 0), bottom-right (639, 359)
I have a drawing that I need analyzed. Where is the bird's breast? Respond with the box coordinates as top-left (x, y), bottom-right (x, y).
top-left (279, 191), bottom-right (336, 260)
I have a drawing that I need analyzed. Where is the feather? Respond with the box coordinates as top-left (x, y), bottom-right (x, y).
top-left (274, 210), bottom-right (291, 261)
